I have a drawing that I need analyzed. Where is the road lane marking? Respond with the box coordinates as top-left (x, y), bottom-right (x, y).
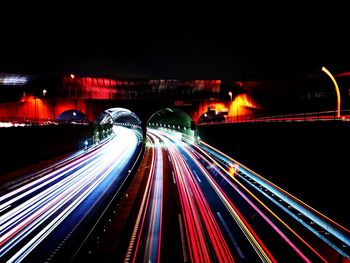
top-left (178, 214), bottom-right (188, 262)
top-left (192, 170), bottom-right (201, 183)
top-left (216, 211), bottom-right (245, 259)
top-left (172, 171), bottom-right (176, 184)
top-left (0, 205), bottom-right (11, 213)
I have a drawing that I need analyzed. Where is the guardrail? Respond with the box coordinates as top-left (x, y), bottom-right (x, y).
top-left (199, 109), bottom-right (350, 125)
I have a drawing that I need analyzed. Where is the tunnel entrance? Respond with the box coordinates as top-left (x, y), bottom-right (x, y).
top-left (147, 108), bottom-right (195, 138)
top-left (93, 107), bottom-right (143, 142)
top-left (94, 107), bottom-right (142, 127)
top-left (56, 109), bottom-right (89, 124)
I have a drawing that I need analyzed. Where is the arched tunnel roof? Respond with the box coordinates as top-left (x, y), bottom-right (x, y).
top-left (56, 109), bottom-right (89, 123)
top-left (94, 107), bottom-right (141, 126)
top-left (148, 108), bottom-right (193, 130)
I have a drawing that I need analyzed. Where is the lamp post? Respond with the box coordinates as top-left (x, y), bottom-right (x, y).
top-left (322, 66), bottom-right (341, 118)
top-left (228, 91), bottom-right (233, 122)
top-left (34, 94), bottom-right (37, 123)
top-left (42, 89), bottom-right (47, 122)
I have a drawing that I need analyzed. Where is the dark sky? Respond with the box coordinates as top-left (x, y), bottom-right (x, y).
top-left (1, 4), bottom-right (349, 80)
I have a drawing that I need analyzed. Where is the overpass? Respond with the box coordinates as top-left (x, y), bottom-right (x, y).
top-left (2, 71), bottom-right (350, 132)
top-left (0, 74), bottom-right (260, 134)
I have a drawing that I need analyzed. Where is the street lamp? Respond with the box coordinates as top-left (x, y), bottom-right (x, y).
top-left (228, 92), bottom-right (233, 122)
top-left (322, 66), bottom-right (341, 118)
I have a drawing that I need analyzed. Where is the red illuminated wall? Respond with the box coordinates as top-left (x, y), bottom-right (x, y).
top-left (0, 96), bottom-right (51, 122)
top-left (63, 77), bottom-right (117, 99)
top-left (0, 96), bottom-right (93, 123)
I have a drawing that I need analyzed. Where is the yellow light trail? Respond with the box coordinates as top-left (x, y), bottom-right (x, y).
top-left (322, 66), bottom-right (341, 118)
top-left (194, 140), bottom-right (329, 262)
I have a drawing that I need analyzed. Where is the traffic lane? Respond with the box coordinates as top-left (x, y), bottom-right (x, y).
top-left (234, 170), bottom-right (345, 262)
top-left (127, 133), bottom-right (162, 263)
top-left (186, 142), bottom-right (328, 262)
top-left (1, 149), bottom-right (120, 261)
top-left (159, 144), bottom-right (184, 262)
top-left (1, 130), bottom-right (130, 240)
top-left (110, 138), bottom-right (156, 262)
top-left (26, 145), bottom-right (140, 263)
top-left (132, 132), bottom-right (184, 263)
top-left (140, 134), bottom-right (163, 262)
top-left (1, 127), bottom-right (140, 262)
top-left (174, 144), bottom-right (267, 263)
top-left (195, 141), bottom-right (346, 261)
top-left (149, 131), bottom-right (231, 262)
top-left (197, 140), bottom-right (350, 253)
top-left (152, 131), bottom-right (247, 262)
top-left (0, 143), bottom-right (112, 218)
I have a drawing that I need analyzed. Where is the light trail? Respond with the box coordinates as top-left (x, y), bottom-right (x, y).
top-left (193, 139), bottom-right (347, 261)
top-left (127, 133), bottom-right (163, 263)
top-left (0, 126), bottom-right (139, 262)
top-left (181, 141), bottom-right (315, 262)
top-left (152, 130), bottom-right (235, 263)
top-left (142, 133), bottom-right (163, 263)
top-left (198, 140), bottom-right (350, 246)
top-left (124, 136), bottom-right (156, 263)
top-left (154, 129), bottom-right (348, 262)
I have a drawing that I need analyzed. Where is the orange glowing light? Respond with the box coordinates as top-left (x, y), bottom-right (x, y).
top-left (228, 93), bottom-right (258, 118)
top-left (228, 163), bottom-right (239, 177)
top-left (229, 166), bottom-right (236, 176)
top-left (194, 94), bottom-right (259, 123)
top-left (322, 66), bottom-right (341, 118)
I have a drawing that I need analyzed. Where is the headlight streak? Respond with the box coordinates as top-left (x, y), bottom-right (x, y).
top-left (125, 136), bottom-right (156, 263)
top-left (0, 143), bottom-right (110, 211)
top-left (180, 141), bottom-right (317, 263)
top-left (199, 140), bottom-right (350, 234)
top-left (126, 133), bottom-right (164, 263)
top-left (151, 130), bottom-right (235, 263)
top-left (158, 129), bottom-right (340, 262)
top-left (169, 146), bottom-right (212, 262)
top-left (143, 133), bottom-right (163, 263)
top-left (197, 139), bottom-right (350, 258)
top-left (189, 140), bottom-right (330, 262)
top-left (9, 155), bottom-right (123, 262)
top-left (1, 147), bottom-right (122, 254)
top-left (162, 138), bottom-right (273, 263)
top-left (1, 152), bottom-right (111, 236)
top-left (0, 127), bottom-right (139, 261)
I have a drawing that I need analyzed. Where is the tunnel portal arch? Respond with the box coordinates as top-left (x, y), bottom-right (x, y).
top-left (94, 107), bottom-right (142, 127)
top-left (56, 109), bottom-right (89, 124)
top-left (147, 108), bottom-right (195, 137)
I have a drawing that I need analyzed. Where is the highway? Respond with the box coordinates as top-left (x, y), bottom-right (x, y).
top-left (124, 128), bottom-right (350, 263)
top-left (0, 126), bottom-right (142, 262)
top-left (1, 126), bottom-right (349, 262)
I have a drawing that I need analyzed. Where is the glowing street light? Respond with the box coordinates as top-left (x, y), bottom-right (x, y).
top-left (228, 91), bottom-right (233, 101)
top-left (322, 66), bottom-right (341, 118)
top-left (42, 89), bottom-right (47, 97)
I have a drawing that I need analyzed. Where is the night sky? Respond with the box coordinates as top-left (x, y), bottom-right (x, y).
top-left (1, 4), bottom-right (349, 80)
